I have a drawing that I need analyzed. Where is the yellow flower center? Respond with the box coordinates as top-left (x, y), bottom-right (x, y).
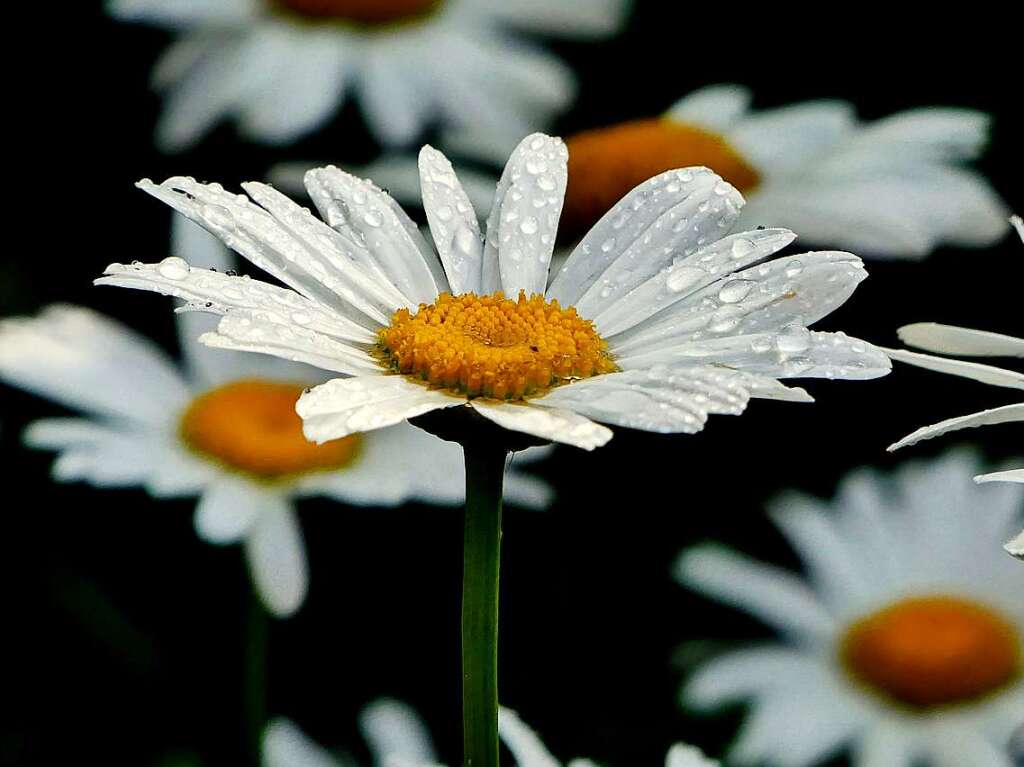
top-left (840, 596), bottom-right (1021, 708)
top-left (271, 0), bottom-right (442, 25)
top-left (378, 291), bottom-right (616, 400)
top-left (562, 118), bottom-right (761, 242)
top-left (180, 379), bottom-right (360, 480)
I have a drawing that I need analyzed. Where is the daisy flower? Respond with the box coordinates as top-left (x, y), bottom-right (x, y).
top-left (97, 132), bottom-right (887, 764)
top-left (398, 84), bottom-right (1007, 260)
top-left (677, 450), bottom-right (1024, 767)
top-left (108, 0), bottom-right (629, 152)
top-left (263, 698), bottom-right (718, 767)
top-left (0, 216), bottom-right (549, 618)
top-left (887, 217), bottom-right (1024, 558)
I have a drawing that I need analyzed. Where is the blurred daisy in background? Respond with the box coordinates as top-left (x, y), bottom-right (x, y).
top-left (264, 697), bottom-right (718, 766)
top-left (887, 216), bottom-right (1024, 558)
top-left (97, 134), bottom-right (889, 454)
top-left (313, 84), bottom-right (1009, 260)
top-left (0, 216), bottom-right (549, 617)
top-left (677, 451), bottom-right (1024, 767)
top-left (108, 0), bottom-right (630, 152)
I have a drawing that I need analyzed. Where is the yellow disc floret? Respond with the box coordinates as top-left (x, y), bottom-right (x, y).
top-left (840, 595), bottom-right (1021, 708)
top-left (378, 291), bottom-right (617, 400)
top-left (181, 379), bottom-right (360, 480)
top-left (562, 118), bottom-right (761, 242)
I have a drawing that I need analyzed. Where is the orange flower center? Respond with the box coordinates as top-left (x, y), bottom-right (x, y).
top-left (181, 379), bottom-right (360, 480)
top-left (378, 291), bottom-right (616, 400)
top-left (562, 118), bottom-right (761, 242)
top-left (272, 0), bottom-right (441, 24)
top-left (840, 596), bottom-right (1021, 708)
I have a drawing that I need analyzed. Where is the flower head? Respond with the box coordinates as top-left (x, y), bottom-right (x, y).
top-left (678, 450), bottom-right (1024, 766)
top-left (888, 216), bottom-right (1024, 558)
top-left (98, 134), bottom-right (889, 453)
top-left (1, 216), bottom-right (549, 617)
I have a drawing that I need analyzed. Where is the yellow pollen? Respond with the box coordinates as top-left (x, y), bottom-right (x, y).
top-left (180, 379), bottom-right (360, 480)
top-left (378, 291), bottom-right (617, 400)
top-left (840, 596), bottom-right (1021, 708)
top-left (272, 0), bottom-right (442, 24)
top-left (562, 118), bottom-right (761, 242)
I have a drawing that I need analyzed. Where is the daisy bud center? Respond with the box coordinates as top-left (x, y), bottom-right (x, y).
top-left (181, 379), bottom-right (360, 480)
top-left (562, 118), bottom-right (760, 242)
top-left (840, 596), bottom-right (1020, 707)
top-left (272, 0), bottom-right (442, 24)
top-left (378, 291), bottom-right (617, 400)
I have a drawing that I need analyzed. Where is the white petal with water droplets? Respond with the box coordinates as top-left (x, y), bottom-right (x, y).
top-left (469, 400), bottom-right (612, 450)
top-left (418, 145), bottom-right (483, 294)
top-left (297, 376), bottom-right (460, 442)
top-left (548, 167), bottom-right (734, 308)
top-left (975, 468), bottom-right (1024, 484)
top-left (898, 323), bottom-right (1024, 358)
top-left (484, 133), bottom-right (567, 297)
top-left (888, 403), bottom-right (1024, 452)
top-left (200, 314), bottom-right (379, 376)
top-left (304, 166), bottom-right (449, 304)
top-left (574, 174), bottom-right (743, 320)
top-left (887, 348), bottom-right (1024, 390)
top-left (594, 228), bottom-right (796, 336)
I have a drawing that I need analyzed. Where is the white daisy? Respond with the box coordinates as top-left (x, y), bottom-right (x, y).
top-left (887, 216), bottom-right (1024, 557)
top-left (0, 216), bottom-right (549, 618)
top-left (96, 133), bottom-right (889, 456)
top-left (367, 84), bottom-right (1008, 260)
top-left (108, 0), bottom-right (629, 152)
top-left (263, 698), bottom-right (717, 766)
top-left (677, 450), bottom-right (1024, 767)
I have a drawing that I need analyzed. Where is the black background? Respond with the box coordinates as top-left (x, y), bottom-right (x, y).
top-left (4, 3), bottom-right (1022, 765)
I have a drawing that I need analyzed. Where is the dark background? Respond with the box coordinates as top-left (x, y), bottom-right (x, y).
top-left (5, 3), bottom-right (1021, 765)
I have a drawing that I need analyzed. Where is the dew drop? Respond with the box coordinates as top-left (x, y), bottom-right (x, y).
top-left (158, 257), bottom-right (190, 280)
top-left (718, 279), bottom-right (754, 304)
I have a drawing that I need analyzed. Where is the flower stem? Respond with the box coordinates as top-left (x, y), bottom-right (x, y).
top-left (461, 443), bottom-right (507, 767)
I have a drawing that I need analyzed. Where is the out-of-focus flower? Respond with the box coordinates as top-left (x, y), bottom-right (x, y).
top-left (97, 134), bottom-right (889, 453)
top-left (263, 698), bottom-right (717, 766)
top-left (108, 0), bottom-right (630, 152)
top-left (887, 217), bottom-right (1024, 558)
top-left (388, 84), bottom-right (1006, 259)
top-left (0, 217), bottom-right (549, 618)
top-left (677, 451), bottom-right (1024, 767)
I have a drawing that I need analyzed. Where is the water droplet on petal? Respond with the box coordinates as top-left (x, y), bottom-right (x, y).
top-left (718, 279), bottom-right (754, 304)
top-left (158, 257), bottom-right (190, 280)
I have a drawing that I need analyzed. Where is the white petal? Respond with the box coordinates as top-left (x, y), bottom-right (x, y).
top-left (136, 177), bottom-right (401, 327)
top-left (358, 51), bottom-right (431, 147)
top-left (665, 743), bottom-right (719, 767)
top-left (534, 366), bottom-right (751, 434)
top-left (194, 475), bottom-right (263, 544)
top-left (483, 133), bottom-right (567, 297)
top-left (297, 376), bottom-right (460, 442)
top-left (497, 708), bottom-right (560, 767)
top-left (547, 168), bottom-right (739, 310)
top-left (684, 647), bottom-right (815, 709)
top-left (594, 228), bottom-right (796, 337)
top-left (237, 30), bottom-right (348, 145)
top-left (419, 146), bottom-right (483, 294)
top-left (975, 469), bottom-right (1024, 484)
top-left (1005, 529), bottom-right (1024, 559)
top-left (359, 699), bottom-right (437, 764)
top-left (888, 404), bottom-right (1024, 451)
top-left (897, 323), bottom-right (1024, 358)
top-left (608, 250), bottom-right (864, 354)
top-left (262, 718), bottom-right (340, 767)
top-left (469, 401), bottom-right (612, 451)
top-left (98, 260), bottom-right (376, 345)
top-left (1013, 215), bottom-right (1024, 242)
top-left (618, 330), bottom-right (891, 382)
top-left (304, 166), bottom-right (449, 304)
top-left (833, 107), bottom-right (991, 165)
top-left (200, 314), bottom-right (379, 376)
top-left (110, 0), bottom-right (255, 25)
top-left (0, 305), bottom-right (190, 426)
top-left (675, 546), bottom-right (835, 639)
top-left (887, 347), bottom-right (1024, 389)
top-left (245, 501), bottom-right (307, 618)
top-left (728, 101), bottom-right (856, 173)
top-left (665, 84), bottom-right (752, 133)
top-left (472, 0), bottom-right (629, 38)
top-left (852, 723), bottom-right (917, 767)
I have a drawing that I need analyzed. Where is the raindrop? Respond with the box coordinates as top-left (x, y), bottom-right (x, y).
top-left (776, 324), bottom-right (811, 353)
top-left (785, 259), bottom-right (804, 278)
top-left (158, 257), bottom-right (190, 280)
top-left (731, 238), bottom-right (756, 260)
top-left (718, 279), bottom-right (754, 304)
top-left (520, 217), bottom-right (539, 235)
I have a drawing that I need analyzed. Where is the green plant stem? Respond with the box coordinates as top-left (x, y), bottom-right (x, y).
top-left (461, 443), bottom-right (508, 767)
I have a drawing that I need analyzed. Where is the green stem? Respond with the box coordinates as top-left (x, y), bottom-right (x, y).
top-left (461, 443), bottom-right (508, 767)
top-left (245, 585), bottom-right (268, 767)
